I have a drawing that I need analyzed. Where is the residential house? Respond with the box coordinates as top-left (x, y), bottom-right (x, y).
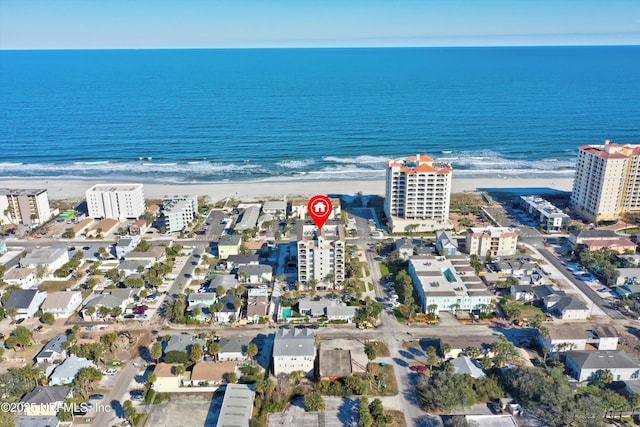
top-left (187, 293), bottom-right (218, 322)
top-left (17, 416), bottom-right (62, 427)
top-left (85, 218), bottom-right (118, 238)
top-left (216, 384), bottom-right (255, 427)
top-left (262, 200), bottom-right (287, 218)
top-left (49, 356), bottom-right (93, 386)
top-left (326, 304), bottom-right (358, 323)
top-left (235, 205), bottom-right (261, 231)
top-left (319, 350), bottom-right (352, 381)
top-left (35, 334), bottom-right (68, 364)
top-left (394, 238), bottom-right (415, 260)
top-left (212, 294), bottom-right (241, 324)
top-left (218, 337), bottom-right (251, 361)
top-left (3, 267), bottom-right (38, 289)
top-left (209, 274), bottom-right (238, 293)
top-left (41, 291), bottom-right (83, 318)
top-left (436, 230), bottom-right (459, 257)
top-left (565, 350), bottom-right (640, 382)
top-left (164, 334), bottom-right (206, 357)
top-left (246, 287), bottom-right (269, 321)
top-left (20, 386), bottom-right (72, 416)
top-left (237, 264), bottom-right (272, 284)
top-left (582, 238), bottom-right (636, 254)
top-left (539, 324), bottom-right (619, 353)
top-left (217, 235), bottom-right (242, 260)
top-left (152, 363), bottom-right (183, 391)
top-left (190, 361), bottom-right (237, 386)
top-left (115, 236), bottom-right (141, 259)
top-left (226, 254), bottom-right (259, 270)
top-left (117, 259), bottom-right (151, 275)
top-left (543, 293), bottom-right (590, 320)
top-left (451, 356), bottom-right (486, 379)
top-left (615, 283), bottom-right (640, 297)
top-left (494, 257), bottom-right (536, 276)
top-left (82, 288), bottom-right (139, 318)
top-left (5, 289), bottom-right (47, 319)
top-left (20, 247), bottom-right (69, 276)
top-left (616, 268), bottom-right (640, 288)
top-left (510, 285), bottom-right (535, 302)
top-left (272, 328), bottom-right (316, 377)
top-left (128, 219), bottom-right (147, 236)
top-left (125, 245), bottom-right (166, 264)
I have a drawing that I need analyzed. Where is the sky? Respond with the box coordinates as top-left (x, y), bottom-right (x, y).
top-left (1, 0), bottom-right (639, 49)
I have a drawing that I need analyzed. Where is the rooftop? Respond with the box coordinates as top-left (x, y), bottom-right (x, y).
top-left (6, 289), bottom-right (44, 309)
top-left (319, 349), bottom-right (352, 378)
top-left (88, 183), bottom-right (143, 192)
top-left (191, 361), bottom-right (236, 382)
top-left (567, 350), bottom-right (640, 370)
top-left (153, 363), bottom-right (181, 377)
top-left (0, 188), bottom-right (47, 196)
top-left (273, 328), bottom-right (315, 357)
top-left (21, 247), bottom-right (67, 265)
top-left (21, 386), bottom-right (71, 405)
top-left (41, 291), bottom-right (81, 310)
top-left (217, 384), bottom-right (255, 427)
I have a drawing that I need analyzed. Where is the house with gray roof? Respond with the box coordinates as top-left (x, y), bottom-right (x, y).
top-left (164, 334), bottom-right (206, 356)
top-left (49, 356), bottom-right (93, 386)
top-left (20, 386), bottom-right (72, 416)
top-left (115, 236), bottom-right (141, 259)
top-left (247, 287), bottom-right (269, 321)
top-left (212, 294), bottom-right (241, 324)
top-left (436, 230), bottom-right (459, 257)
top-left (17, 416), bottom-right (61, 427)
top-left (20, 247), bottom-right (69, 276)
top-left (451, 356), bottom-right (486, 379)
top-left (493, 256), bottom-right (536, 276)
top-left (394, 238), bottom-right (415, 260)
top-left (565, 350), bottom-right (640, 382)
top-left (117, 259), bottom-right (151, 275)
top-left (544, 294), bottom-right (589, 320)
top-left (326, 304), bottom-right (358, 322)
top-left (235, 205), bottom-right (261, 231)
top-left (35, 334), bottom-right (68, 364)
top-left (82, 288), bottom-right (139, 317)
top-left (226, 254), bottom-right (259, 269)
top-left (615, 268), bottom-right (640, 288)
top-left (5, 289), bottom-right (47, 319)
top-left (569, 228), bottom-right (621, 245)
top-left (208, 274), bottom-right (238, 293)
top-left (218, 336), bottom-right (252, 361)
top-left (238, 264), bottom-right (272, 284)
top-left (216, 383), bottom-right (255, 427)
top-left (272, 328), bottom-right (316, 377)
top-left (262, 200), bottom-right (287, 217)
top-left (218, 235), bottom-right (242, 259)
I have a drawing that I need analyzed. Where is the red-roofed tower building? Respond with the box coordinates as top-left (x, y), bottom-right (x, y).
top-left (571, 140), bottom-right (640, 223)
top-left (385, 154), bottom-right (453, 232)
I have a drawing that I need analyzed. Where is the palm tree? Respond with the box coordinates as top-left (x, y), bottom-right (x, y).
top-left (246, 343), bottom-right (258, 365)
top-left (86, 306), bottom-right (96, 321)
top-left (6, 307), bottom-right (18, 321)
top-left (207, 341), bottom-right (220, 361)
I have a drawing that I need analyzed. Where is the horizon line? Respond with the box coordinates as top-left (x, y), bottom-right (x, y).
top-left (2, 42), bottom-right (640, 51)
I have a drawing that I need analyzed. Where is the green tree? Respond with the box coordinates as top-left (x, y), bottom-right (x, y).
top-left (416, 371), bottom-right (477, 412)
top-left (150, 341), bottom-right (163, 361)
top-left (426, 346), bottom-right (440, 371)
top-left (73, 366), bottom-right (103, 398)
top-left (226, 371), bottom-right (238, 384)
top-left (304, 392), bottom-right (326, 412)
top-left (100, 332), bottom-right (118, 352)
top-left (190, 343), bottom-right (203, 363)
top-left (5, 306), bottom-right (18, 321)
top-left (123, 400), bottom-right (138, 426)
top-left (164, 350), bottom-right (189, 364)
top-left (207, 340), bottom-right (220, 361)
top-left (364, 342), bottom-right (377, 361)
top-left (359, 397), bottom-right (373, 427)
top-left (247, 342), bottom-right (258, 364)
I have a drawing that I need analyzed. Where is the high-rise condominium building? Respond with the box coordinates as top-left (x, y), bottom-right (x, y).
top-left (161, 194), bottom-right (198, 233)
top-left (0, 189), bottom-right (52, 225)
top-left (571, 141), bottom-right (640, 223)
top-left (86, 184), bottom-right (146, 220)
top-left (384, 154), bottom-right (452, 232)
top-left (296, 223), bottom-right (345, 289)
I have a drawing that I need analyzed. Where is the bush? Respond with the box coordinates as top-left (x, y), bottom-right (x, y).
top-left (144, 389), bottom-right (155, 404)
top-left (163, 350), bottom-right (189, 364)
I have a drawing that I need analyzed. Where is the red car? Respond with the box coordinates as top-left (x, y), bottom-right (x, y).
top-left (410, 365), bottom-right (428, 372)
top-left (133, 305), bottom-right (147, 314)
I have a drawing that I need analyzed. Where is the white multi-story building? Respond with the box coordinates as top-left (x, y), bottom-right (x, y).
top-left (86, 184), bottom-right (145, 219)
top-left (408, 255), bottom-right (492, 314)
top-left (465, 227), bottom-right (518, 257)
top-left (296, 223), bottom-right (345, 289)
top-left (519, 195), bottom-right (570, 233)
top-left (161, 194), bottom-right (198, 233)
top-left (0, 189), bottom-right (52, 225)
top-left (384, 154), bottom-right (452, 232)
top-left (571, 141), bottom-right (640, 223)
top-left (272, 328), bottom-right (316, 377)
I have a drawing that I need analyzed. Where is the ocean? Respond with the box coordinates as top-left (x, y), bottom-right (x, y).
top-left (1, 46), bottom-right (639, 184)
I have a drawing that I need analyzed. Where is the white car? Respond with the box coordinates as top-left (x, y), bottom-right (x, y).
top-left (103, 368), bottom-right (118, 375)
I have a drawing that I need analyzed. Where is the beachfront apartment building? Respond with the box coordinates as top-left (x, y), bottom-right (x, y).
top-left (408, 255), bottom-right (492, 314)
top-left (296, 223), bottom-right (345, 289)
top-left (384, 154), bottom-right (452, 232)
top-left (86, 183), bottom-right (145, 220)
top-left (571, 141), bottom-right (640, 223)
top-left (0, 188), bottom-right (52, 225)
top-left (519, 195), bottom-right (570, 233)
top-left (465, 227), bottom-right (518, 257)
top-left (161, 194), bottom-right (198, 233)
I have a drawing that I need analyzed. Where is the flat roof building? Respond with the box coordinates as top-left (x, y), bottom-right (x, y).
top-left (216, 384), bottom-right (255, 427)
top-left (296, 223), bottom-right (345, 289)
top-left (0, 188), bottom-right (52, 225)
top-left (465, 227), bottom-right (518, 257)
top-left (161, 194), bottom-right (198, 233)
top-left (519, 195), bottom-right (569, 233)
top-left (86, 183), bottom-right (145, 220)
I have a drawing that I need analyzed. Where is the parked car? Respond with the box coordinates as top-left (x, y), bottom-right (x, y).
top-left (103, 368), bottom-right (118, 375)
top-left (129, 390), bottom-right (144, 401)
top-left (89, 394), bottom-right (105, 400)
top-left (410, 365), bottom-right (428, 372)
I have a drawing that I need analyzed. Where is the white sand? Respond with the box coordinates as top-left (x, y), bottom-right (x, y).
top-left (1, 177), bottom-right (574, 201)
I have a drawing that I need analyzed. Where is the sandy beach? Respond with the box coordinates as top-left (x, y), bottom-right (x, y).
top-left (1, 177), bottom-right (574, 201)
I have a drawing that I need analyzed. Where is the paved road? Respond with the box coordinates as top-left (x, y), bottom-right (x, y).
top-left (536, 247), bottom-right (626, 320)
top-left (92, 358), bottom-right (143, 427)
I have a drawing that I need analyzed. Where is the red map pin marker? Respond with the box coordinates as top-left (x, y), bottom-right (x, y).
top-left (307, 195), bottom-right (332, 229)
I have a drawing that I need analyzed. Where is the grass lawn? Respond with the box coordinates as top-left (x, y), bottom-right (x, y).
top-left (379, 263), bottom-right (391, 277)
top-left (392, 307), bottom-right (407, 323)
top-left (387, 410), bottom-right (408, 427)
top-left (369, 341), bottom-right (390, 357)
top-left (366, 363), bottom-right (398, 396)
top-left (39, 280), bottom-right (76, 292)
top-left (518, 304), bottom-right (545, 319)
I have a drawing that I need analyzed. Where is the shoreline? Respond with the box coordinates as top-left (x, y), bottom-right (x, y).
top-left (1, 177), bottom-right (574, 201)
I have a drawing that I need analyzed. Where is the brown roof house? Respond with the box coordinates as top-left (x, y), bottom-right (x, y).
top-left (190, 361), bottom-right (237, 386)
top-left (152, 363), bottom-right (183, 392)
top-left (246, 287), bottom-right (269, 322)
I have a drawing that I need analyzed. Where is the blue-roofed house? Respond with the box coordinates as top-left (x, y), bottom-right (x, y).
top-left (436, 230), bottom-right (459, 257)
top-left (35, 334), bottom-right (68, 364)
top-left (49, 356), bottom-right (93, 386)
